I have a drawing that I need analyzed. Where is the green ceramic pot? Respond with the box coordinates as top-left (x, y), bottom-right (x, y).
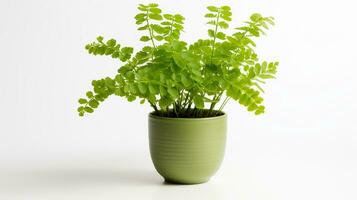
top-left (148, 112), bottom-right (227, 184)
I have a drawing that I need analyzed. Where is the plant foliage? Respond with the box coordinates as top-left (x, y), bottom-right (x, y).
top-left (77, 4), bottom-right (278, 118)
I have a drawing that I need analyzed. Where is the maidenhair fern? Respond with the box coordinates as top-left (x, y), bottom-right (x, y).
top-left (77, 3), bottom-right (278, 118)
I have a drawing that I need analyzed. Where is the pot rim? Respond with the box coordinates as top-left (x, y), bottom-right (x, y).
top-left (149, 111), bottom-right (226, 121)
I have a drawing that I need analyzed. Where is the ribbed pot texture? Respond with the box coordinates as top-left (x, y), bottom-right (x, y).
top-left (148, 113), bottom-right (227, 184)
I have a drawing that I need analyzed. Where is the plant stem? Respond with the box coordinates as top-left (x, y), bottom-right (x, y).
top-left (146, 11), bottom-right (156, 49)
top-left (208, 94), bottom-right (217, 112)
top-left (182, 92), bottom-right (189, 107)
top-left (218, 96), bottom-right (230, 111)
top-left (210, 11), bottom-right (220, 64)
top-left (208, 91), bottom-right (223, 116)
top-left (185, 101), bottom-right (192, 113)
top-left (150, 103), bottom-right (159, 113)
top-left (206, 11), bottom-right (221, 117)
top-left (168, 19), bottom-right (175, 40)
top-left (172, 102), bottom-right (178, 117)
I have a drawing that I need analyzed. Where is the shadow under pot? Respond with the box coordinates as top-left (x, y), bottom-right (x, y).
top-left (148, 112), bottom-right (227, 184)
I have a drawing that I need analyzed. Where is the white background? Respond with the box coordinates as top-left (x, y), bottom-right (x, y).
top-left (1, 0), bottom-right (356, 199)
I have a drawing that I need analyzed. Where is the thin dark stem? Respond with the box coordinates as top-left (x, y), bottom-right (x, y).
top-left (206, 11), bottom-right (221, 115)
top-left (173, 102), bottom-right (178, 117)
top-left (146, 11), bottom-right (156, 49)
top-left (208, 91), bottom-right (223, 116)
top-left (219, 96), bottom-right (230, 111)
top-left (150, 103), bottom-right (159, 113)
top-left (210, 11), bottom-right (220, 64)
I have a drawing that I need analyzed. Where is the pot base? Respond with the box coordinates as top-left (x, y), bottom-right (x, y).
top-left (164, 178), bottom-right (209, 185)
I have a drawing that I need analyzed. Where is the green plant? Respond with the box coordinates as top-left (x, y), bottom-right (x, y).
top-left (77, 3), bottom-right (278, 118)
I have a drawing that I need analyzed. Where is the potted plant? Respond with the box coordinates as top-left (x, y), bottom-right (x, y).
top-left (77, 3), bottom-right (278, 184)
